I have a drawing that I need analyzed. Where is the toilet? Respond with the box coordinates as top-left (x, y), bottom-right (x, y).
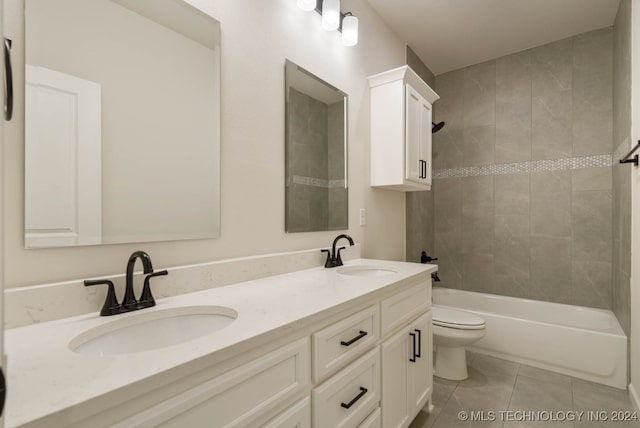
top-left (432, 305), bottom-right (486, 380)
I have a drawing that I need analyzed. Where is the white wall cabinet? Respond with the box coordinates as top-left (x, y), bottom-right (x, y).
top-left (369, 66), bottom-right (439, 191)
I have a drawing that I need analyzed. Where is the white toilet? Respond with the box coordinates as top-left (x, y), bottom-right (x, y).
top-left (432, 305), bottom-right (486, 380)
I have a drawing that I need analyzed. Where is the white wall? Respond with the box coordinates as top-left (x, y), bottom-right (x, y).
top-left (3, 0), bottom-right (407, 287)
top-left (630, 0), bottom-right (640, 409)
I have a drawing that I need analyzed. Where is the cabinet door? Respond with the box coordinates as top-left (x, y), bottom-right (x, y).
top-left (419, 99), bottom-right (432, 187)
top-left (405, 84), bottom-right (423, 184)
top-left (408, 312), bottom-right (433, 417)
top-left (381, 325), bottom-right (411, 428)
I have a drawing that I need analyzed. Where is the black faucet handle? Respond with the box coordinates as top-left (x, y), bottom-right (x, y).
top-left (335, 246), bottom-right (347, 266)
top-left (139, 270), bottom-right (168, 309)
top-left (420, 251), bottom-right (438, 263)
top-left (321, 249), bottom-right (334, 268)
top-left (84, 279), bottom-right (121, 316)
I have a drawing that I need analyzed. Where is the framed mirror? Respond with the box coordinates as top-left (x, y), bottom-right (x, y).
top-left (285, 60), bottom-right (348, 233)
top-left (24, 0), bottom-right (221, 248)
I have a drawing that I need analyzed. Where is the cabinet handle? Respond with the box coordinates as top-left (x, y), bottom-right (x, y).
top-left (409, 332), bottom-right (417, 362)
top-left (4, 38), bottom-right (13, 121)
top-left (340, 330), bottom-right (368, 347)
top-left (0, 367), bottom-right (5, 417)
top-left (418, 160), bottom-right (427, 179)
top-left (340, 387), bottom-right (368, 409)
top-left (415, 329), bottom-right (422, 358)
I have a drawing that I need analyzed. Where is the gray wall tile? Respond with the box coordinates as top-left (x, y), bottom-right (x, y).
top-left (573, 28), bottom-right (613, 156)
top-left (496, 50), bottom-right (532, 163)
top-left (572, 167), bottom-right (612, 191)
top-left (572, 260), bottom-right (612, 309)
top-left (530, 171), bottom-right (571, 238)
top-left (530, 235), bottom-right (572, 303)
top-left (406, 190), bottom-right (434, 262)
top-left (613, 0), bottom-right (631, 335)
top-left (532, 38), bottom-right (573, 160)
top-left (494, 214), bottom-right (530, 298)
top-left (463, 125), bottom-right (495, 167)
top-left (494, 175), bottom-right (530, 215)
top-left (463, 60), bottom-right (496, 129)
top-left (433, 71), bottom-right (464, 169)
top-left (434, 178), bottom-right (463, 289)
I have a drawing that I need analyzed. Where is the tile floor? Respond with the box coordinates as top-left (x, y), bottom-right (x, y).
top-left (410, 352), bottom-right (640, 428)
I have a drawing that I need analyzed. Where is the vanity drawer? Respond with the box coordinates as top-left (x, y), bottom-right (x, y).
top-left (313, 304), bottom-right (379, 382)
top-left (312, 347), bottom-right (380, 428)
top-left (261, 397), bottom-right (310, 428)
top-left (116, 338), bottom-right (310, 428)
top-left (381, 280), bottom-right (430, 336)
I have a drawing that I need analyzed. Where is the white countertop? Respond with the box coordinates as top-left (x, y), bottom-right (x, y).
top-left (4, 259), bottom-right (437, 427)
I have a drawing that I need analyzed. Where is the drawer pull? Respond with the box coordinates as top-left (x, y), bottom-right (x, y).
top-left (340, 330), bottom-right (368, 347)
top-left (415, 328), bottom-right (422, 358)
top-left (340, 387), bottom-right (368, 409)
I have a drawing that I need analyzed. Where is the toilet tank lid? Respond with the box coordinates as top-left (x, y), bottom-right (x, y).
top-left (432, 305), bottom-right (486, 327)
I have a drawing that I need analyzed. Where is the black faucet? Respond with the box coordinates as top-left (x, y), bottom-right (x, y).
top-left (84, 251), bottom-right (168, 316)
top-left (122, 251), bottom-right (154, 310)
top-left (322, 234), bottom-right (355, 268)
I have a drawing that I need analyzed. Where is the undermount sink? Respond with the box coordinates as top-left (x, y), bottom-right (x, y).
top-left (337, 265), bottom-right (398, 277)
top-left (69, 306), bottom-right (237, 356)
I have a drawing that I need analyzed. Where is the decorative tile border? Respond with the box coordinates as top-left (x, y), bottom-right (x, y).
top-left (289, 175), bottom-right (345, 188)
top-left (433, 154), bottom-right (613, 179)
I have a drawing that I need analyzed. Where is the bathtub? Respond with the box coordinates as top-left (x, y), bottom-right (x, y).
top-left (433, 287), bottom-right (628, 389)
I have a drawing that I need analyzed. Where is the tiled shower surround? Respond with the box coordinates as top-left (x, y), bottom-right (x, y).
top-left (408, 27), bottom-right (620, 310)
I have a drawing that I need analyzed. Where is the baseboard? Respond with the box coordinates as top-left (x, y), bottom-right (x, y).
top-left (630, 383), bottom-right (640, 412)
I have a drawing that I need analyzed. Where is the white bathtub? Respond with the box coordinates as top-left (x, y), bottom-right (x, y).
top-left (433, 287), bottom-right (628, 389)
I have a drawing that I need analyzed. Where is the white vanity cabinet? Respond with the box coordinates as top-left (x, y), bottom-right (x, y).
top-left (11, 263), bottom-right (436, 428)
top-left (369, 66), bottom-right (439, 191)
top-left (111, 280), bottom-right (430, 428)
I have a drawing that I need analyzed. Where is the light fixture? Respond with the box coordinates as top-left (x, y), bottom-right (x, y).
top-left (322, 0), bottom-right (340, 31)
top-left (299, 0), bottom-right (358, 47)
top-left (341, 13), bottom-right (358, 46)
top-left (297, 0), bottom-right (316, 12)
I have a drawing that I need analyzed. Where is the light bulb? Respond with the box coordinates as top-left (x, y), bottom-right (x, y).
top-left (342, 14), bottom-right (358, 46)
top-left (297, 0), bottom-right (316, 12)
top-left (322, 0), bottom-right (340, 31)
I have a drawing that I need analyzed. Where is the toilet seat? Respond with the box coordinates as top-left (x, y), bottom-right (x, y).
top-left (432, 305), bottom-right (486, 330)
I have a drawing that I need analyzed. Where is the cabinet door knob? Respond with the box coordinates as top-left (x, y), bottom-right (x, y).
top-left (415, 329), bottom-right (422, 358)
